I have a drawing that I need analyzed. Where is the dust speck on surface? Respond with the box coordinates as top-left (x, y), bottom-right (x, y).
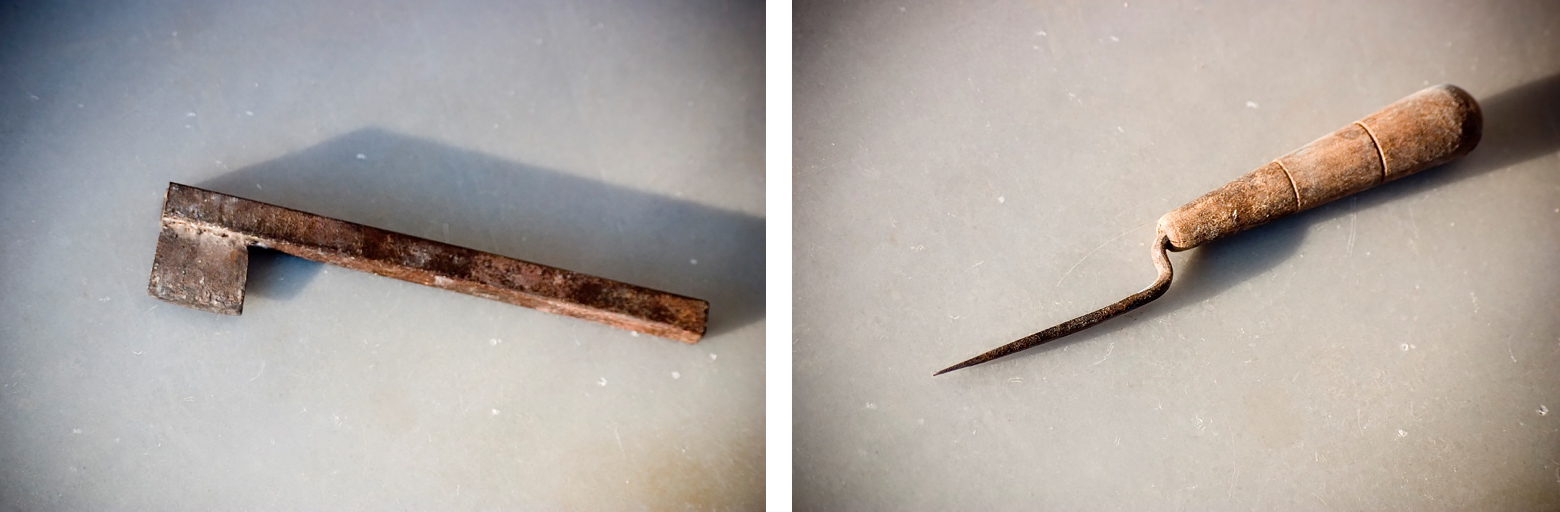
top-left (997, 195), bottom-right (1005, 204)
top-left (185, 112), bottom-right (196, 117)
top-left (245, 110), bottom-right (254, 116)
top-left (489, 338), bottom-right (502, 346)
top-left (1397, 429), bottom-right (1408, 438)
top-left (671, 371), bottom-right (681, 380)
top-left (1116, 126), bottom-right (1124, 133)
top-left (1540, 405), bottom-right (1549, 416)
top-left (598, 377), bottom-right (607, 387)
top-left (709, 353), bottom-right (717, 361)
top-left (71, 428), bottom-right (81, 434)
top-left (1109, 35), bottom-right (1120, 42)
top-left (864, 402), bottom-right (878, 410)
top-left (690, 259), bottom-right (698, 265)
top-left (1246, 101), bottom-right (1259, 108)
top-left (630, 331), bottom-right (640, 337)
top-left (356, 153), bottom-right (367, 160)
top-left (1400, 343), bottom-right (1410, 351)
top-left (491, 409), bottom-right (500, 415)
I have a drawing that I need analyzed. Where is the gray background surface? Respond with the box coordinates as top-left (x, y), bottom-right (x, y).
top-left (796, 1), bottom-right (1559, 510)
top-left (0, 1), bottom-right (763, 509)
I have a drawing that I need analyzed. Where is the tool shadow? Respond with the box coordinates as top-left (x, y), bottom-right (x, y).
top-left (1015, 72), bottom-right (1560, 360)
top-left (197, 128), bottom-right (764, 339)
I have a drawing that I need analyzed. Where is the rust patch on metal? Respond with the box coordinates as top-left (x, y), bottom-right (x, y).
top-left (147, 183), bottom-right (708, 343)
top-left (934, 233), bottom-right (1173, 376)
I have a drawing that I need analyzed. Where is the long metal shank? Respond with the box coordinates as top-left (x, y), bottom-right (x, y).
top-left (934, 232), bottom-right (1173, 375)
top-left (147, 183), bottom-right (708, 343)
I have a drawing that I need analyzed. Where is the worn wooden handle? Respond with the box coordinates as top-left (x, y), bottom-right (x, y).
top-left (1157, 84), bottom-right (1482, 251)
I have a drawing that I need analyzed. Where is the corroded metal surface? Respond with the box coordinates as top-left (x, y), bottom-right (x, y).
top-left (934, 233), bottom-right (1173, 376)
top-left (148, 183), bottom-right (708, 343)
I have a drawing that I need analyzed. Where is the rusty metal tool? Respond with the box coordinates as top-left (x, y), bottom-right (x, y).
top-left (148, 183), bottom-right (708, 343)
top-left (936, 84), bottom-right (1482, 376)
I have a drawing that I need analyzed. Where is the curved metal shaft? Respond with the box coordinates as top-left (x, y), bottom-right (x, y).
top-left (933, 232), bottom-right (1174, 376)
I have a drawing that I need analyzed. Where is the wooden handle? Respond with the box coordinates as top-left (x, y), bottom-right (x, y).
top-left (1157, 84), bottom-right (1482, 251)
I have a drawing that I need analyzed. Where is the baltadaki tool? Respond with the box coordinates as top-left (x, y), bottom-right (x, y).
top-left (936, 84), bottom-right (1482, 376)
top-left (148, 183), bottom-right (708, 342)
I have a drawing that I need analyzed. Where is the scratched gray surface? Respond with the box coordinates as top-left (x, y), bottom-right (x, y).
top-left (0, 1), bottom-right (763, 510)
top-left (795, 1), bottom-right (1560, 510)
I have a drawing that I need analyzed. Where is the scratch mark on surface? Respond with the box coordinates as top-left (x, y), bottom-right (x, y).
top-left (1094, 342), bottom-right (1114, 365)
top-left (614, 426), bottom-right (627, 459)
top-left (247, 361), bottom-right (266, 382)
top-left (1229, 462), bottom-right (1239, 497)
top-left (1345, 199), bottom-right (1357, 256)
top-left (1056, 221), bottom-right (1152, 287)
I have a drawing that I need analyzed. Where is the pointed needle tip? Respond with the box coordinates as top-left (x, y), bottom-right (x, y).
top-left (933, 360), bottom-right (975, 377)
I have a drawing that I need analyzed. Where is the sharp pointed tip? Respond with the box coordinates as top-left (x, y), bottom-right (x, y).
top-left (933, 359), bottom-right (975, 377)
